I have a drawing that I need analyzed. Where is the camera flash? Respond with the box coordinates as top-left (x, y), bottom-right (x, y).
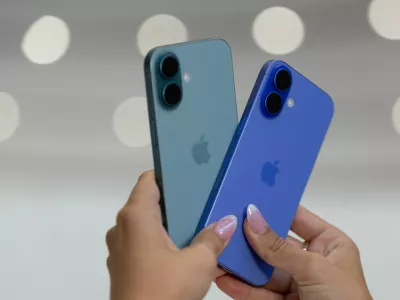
top-left (183, 72), bottom-right (191, 83)
top-left (288, 98), bottom-right (295, 108)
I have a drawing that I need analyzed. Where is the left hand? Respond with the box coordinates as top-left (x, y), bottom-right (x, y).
top-left (106, 171), bottom-right (237, 300)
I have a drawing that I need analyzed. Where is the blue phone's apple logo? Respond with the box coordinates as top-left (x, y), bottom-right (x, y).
top-left (192, 135), bottom-right (211, 165)
top-left (261, 160), bottom-right (280, 186)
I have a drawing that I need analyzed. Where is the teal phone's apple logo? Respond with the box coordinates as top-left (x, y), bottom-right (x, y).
top-left (261, 160), bottom-right (280, 186)
top-left (192, 135), bottom-right (211, 165)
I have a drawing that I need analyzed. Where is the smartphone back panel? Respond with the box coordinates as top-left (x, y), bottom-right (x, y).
top-left (144, 39), bottom-right (237, 248)
top-left (197, 60), bottom-right (334, 286)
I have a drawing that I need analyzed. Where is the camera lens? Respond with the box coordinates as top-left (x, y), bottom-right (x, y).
top-left (274, 69), bottom-right (292, 91)
top-left (265, 92), bottom-right (283, 115)
top-left (163, 83), bottom-right (182, 106)
top-left (160, 55), bottom-right (179, 78)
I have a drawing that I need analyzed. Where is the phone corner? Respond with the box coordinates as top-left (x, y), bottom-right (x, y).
top-left (246, 269), bottom-right (273, 287)
top-left (214, 38), bottom-right (232, 52)
top-left (264, 59), bottom-right (286, 69)
top-left (328, 95), bottom-right (335, 118)
top-left (218, 264), bottom-right (270, 288)
top-left (321, 92), bottom-right (335, 121)
top-left (251, 278), bottom-right (270, 287)
top-left (143, 47), bottom-right (158, 71)
top-left (259, 60), bottom-right (277, 76)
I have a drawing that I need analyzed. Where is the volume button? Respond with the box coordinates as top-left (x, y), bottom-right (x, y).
top-left (149, 113), bottom-right (156, 128)
top-left (149, 114), bottom-right (158, 149)
top-left (149, 111), bottom-right (156, 123)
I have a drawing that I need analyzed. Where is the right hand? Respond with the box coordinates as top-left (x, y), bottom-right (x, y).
top-left (216, 204), bottom-right (372, 300)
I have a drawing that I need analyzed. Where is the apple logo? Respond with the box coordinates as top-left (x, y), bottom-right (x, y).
top-left (192, 135), bottom-right (211, 165)
top-left (261, 160), bottom-right (280, 187)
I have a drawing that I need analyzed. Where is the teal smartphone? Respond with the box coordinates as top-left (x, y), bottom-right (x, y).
top-left (144, 39), bottom-right (238, 248)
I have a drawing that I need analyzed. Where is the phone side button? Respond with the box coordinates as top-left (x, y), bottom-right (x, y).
top-left (151, 121), bottom-right (158, 153)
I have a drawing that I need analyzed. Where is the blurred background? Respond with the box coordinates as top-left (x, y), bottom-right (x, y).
top-left (1, 0), bottom-right (399, 299)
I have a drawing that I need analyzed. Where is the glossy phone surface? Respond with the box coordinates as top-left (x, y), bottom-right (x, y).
top-left (144, 39), bottom-right (237, 248)
top-left (197, 60), bottom-right (334, 286)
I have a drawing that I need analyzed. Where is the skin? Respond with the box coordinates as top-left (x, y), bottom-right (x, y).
top-left (106, 171), bottom-right (372, 300)
top-left (217, 205), bottom-right (373, 300)
top-left (106, 171), bottom-right (236, 300)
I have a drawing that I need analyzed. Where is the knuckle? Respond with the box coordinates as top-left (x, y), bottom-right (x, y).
top-left (105, 228), bottom-right (114, 248)
top-left (347, 239), bottom-right (361, 257)
top-left (106, 256), bottom-right (112, 271)
top-left (336, 229), bottom-right (361, 257)
top-left (197, 239), bottom-right (220, 258)
top-left (132, 171), bottom-right (159, 200)
top-left (260, 232), bottom-right (288, 262)
top-left (268, 234), bottom-right (288, 255)
top-left (116, 208), bottom-right (133, 227)
top-left (190, 244), bottom-right (218, 272)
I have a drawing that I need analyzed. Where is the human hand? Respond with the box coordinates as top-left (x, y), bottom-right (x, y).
top-left (106, 171), bottom-right (237, 300)
top-left (216, 204), bottom-right (372, 300)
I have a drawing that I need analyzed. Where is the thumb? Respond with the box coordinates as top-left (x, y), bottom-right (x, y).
top-left (245, 204), bottom-right (322, 281)
top-left (185, 215), bottom-right (237, 274)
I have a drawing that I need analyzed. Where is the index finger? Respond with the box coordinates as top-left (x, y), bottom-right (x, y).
top-left (115, 171), bottom-right (168, 250)
top-left (291, 205), bottom-right (331, 241)
top-left (125, 170), bottom-right (160, 211)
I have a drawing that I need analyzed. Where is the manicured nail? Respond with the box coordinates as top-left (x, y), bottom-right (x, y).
top-left (247, 204), bottom-right (268, 235)
top-left (214, 215), bottom-right (237, 241)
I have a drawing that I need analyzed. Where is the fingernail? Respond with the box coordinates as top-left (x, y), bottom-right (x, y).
top-left (214, 215), bottom-right (237, 241)
top-left (247, 204), bottom-right (268, 235)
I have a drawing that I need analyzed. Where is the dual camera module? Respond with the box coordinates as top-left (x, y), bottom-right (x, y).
top-left (159, 54), bottom-right (182, 106)
top-left (158, 54), bottom-right (292, 116)
top-left (265, 69), bottom-right (292, 116)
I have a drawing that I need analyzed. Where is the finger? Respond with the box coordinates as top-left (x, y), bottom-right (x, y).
top-left (216, 275), bottom-right (283, 300)
top-left (262, 236), bottom-right (302, 294)
top-left (191, 215), bottom-right (237, 256)
top-left (245, 204), bottom-right (316, 277)
top-left (286, 235), bottom-right (303, 248)
top-left (214, 268), bottom-right (226, 279)
top-left (105, 226), bottom-right (118, 253)
top-left (285, 293), bottom-right (301, 300)
top-left (116, 171), bottom-right (162, 227)
top-left (290, 205), bottom-right (331, 241)
top-left (115, 171), bottom-right (166, 247)
top-left (186, 215), bottom-right (237, 274)
top-left (125, 170), bottom-right (160, 211)
top-left (116, 205), bottom-right (168, 250)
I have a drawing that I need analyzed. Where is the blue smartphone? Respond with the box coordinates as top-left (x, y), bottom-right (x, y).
top-left (144, 39), bottom-right (238, 248)
top-left (197, 60), bottom-right (334, 286)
